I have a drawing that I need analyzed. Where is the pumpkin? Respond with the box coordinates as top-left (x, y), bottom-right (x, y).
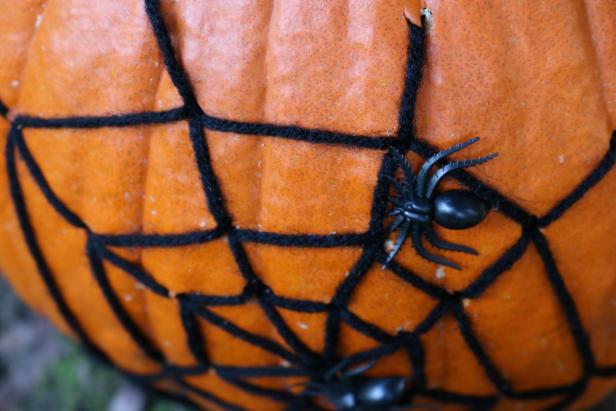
top-left (1, 0), bottom-right (615, 410)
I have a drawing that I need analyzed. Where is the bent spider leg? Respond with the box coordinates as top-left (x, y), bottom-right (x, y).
top-left (392, 149), bottom-right (416, 183)
top-left (324, 358), bottom-right (376, 380)
top-left (424, 225), bottom-right (478, 255)
top-left (387, 214), bottom-right (405, 232)
top-left (411, 225), bottom-right (462, 270)
top-left (415, 137), bottom-right (481, 196)
top-left (344, 359), bottom-right (378, 377)
top-left (425, 153), bottom-right (498, 198)
top-left (383, 221), bottom-right (411, 268)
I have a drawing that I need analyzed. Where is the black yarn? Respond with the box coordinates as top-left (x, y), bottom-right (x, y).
top-left (2, 0), bottom-right (616, 410)
top-left (15, 107), bottom-right (187, 129)
top-left (0, 99), bottom-right (8, 118)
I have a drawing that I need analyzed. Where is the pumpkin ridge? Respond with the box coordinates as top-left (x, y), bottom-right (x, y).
top-left (134, 50), bottom-right (169, 361)
top-left (1, 1), bottom-right (616, 410)
top-left (580, 0), bottom-right (615, 130)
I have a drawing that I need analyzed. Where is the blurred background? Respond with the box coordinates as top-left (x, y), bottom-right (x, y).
top-left (0, 275), bottom-right (614, 411)
top-left (0, 276), bottom-right (194, 411)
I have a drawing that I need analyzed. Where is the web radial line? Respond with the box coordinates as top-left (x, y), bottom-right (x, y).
top-left (408, 138), bottom-right (534, 226)
top-left (321, 151), bottom-right (395, 360)
top-left (5, 126), bottom-right (110, 364)
top-left (337, 336), bottom-right (411, 374)
top-left (336, 301), bottom-right (449, 373)
top-left (192, 304), bottom-right (301, 366)
top-left (200, 113), bottom-right (397, 150)
top-left (144, 0), bottom-right (202, 115)
top-left (340, 309), bottom-right (393, 343)
top-left (539, 132), bottom-right (616, 227)
top-left (235, 229), bottom-right (370, 247)
top-left (508, 380), bottom-right (585, 400)
top-left (161, 363), bottom-right (208, 378)
top-left (96, 246), bottom-right (170, 297)
top-left (460, 232), bottom-right (530, 299)
top-left (178, 297), bottom-right (211, 365)
top-left (0, 99), bottom-right (8, 117)
top-left (85, 237), bottom-right (165, 362)
top-left (377, 253), bottom-right (450, 299)
top-left (258, 300), bottom-right (323, 365)
top-left (451, 300), bottom-right (511, 394)
top-left (544, 388), bottom-right (586, 411)
top-left (531, 227), bottom-right (595, 374)
top-left (14, 107), bottom-right (187, 129)
top-left (189, 287), bottom-right (253, 307)
top-left (595, 366), bottom-right (616, 377)
top-left (93, 227), bottom-right (225, 248)
top-left (226, 231), bottom-right (326, 367)
top-left (11, 127), bottom-right (87, 229)
top-left (176, 379), bottom-right (247, 411)
top-left (215, 365), bottom-right (308, 379)
top-left (188, 121), bottom-right (232, 228)
top-left (264, 294), bottom-right (330, 313)
top-left (416, 388), bottom-right (497, 407)
top-left (219, 376), bottom-right (297, 403)
top-left (189, 112), bottom-right (323, 369)
top-left (323, 245), bottom-right (379, 361)
top-left (407, 335), bottom-right (427, 388)
top-left (396, 21), bottom-right (425, 143)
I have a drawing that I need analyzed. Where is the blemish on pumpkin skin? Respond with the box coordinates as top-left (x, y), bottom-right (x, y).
top-left (384, 240), bottom-right (394, 254)
top-left (420, 8), bottom-right (434, 29)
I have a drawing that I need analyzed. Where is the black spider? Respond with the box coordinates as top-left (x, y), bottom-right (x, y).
top-left (301, 360), bottom-right (408, 411)
top-left (384, 137), bottom-right (498, 270)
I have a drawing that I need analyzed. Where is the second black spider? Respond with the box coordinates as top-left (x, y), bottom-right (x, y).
top-left (384, 137), bottom-right (498, 270)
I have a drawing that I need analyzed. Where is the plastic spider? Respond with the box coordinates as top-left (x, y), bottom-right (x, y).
top-left (302, 360), bottom-right (407, 411)
top-left (384, 137), bottom-right (498, 270)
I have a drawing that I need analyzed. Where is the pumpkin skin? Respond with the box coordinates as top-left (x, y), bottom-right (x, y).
top-left (0, 0), bottom-right (616, 410)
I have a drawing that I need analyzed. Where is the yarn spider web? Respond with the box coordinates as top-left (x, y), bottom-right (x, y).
top-left (2, 1), bottom-right (616, 410)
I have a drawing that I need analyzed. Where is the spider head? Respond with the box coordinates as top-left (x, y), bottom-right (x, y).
top-left (433, 189), bottom-right (489, 230)
top-left (398, 197), bottom-right (432, 224)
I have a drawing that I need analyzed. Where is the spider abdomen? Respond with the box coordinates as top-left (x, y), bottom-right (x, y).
top-left (433, 189), bottom-right (489, 230)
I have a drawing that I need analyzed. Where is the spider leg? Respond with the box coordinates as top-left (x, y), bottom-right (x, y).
top-left (344, 359), bottom-right (378, 377)
top-left (411, 225), bottom-right (462, 270)
top-left (415, 137), bottom-right (481, 196)
top-left (386, 214), bottom-right (405, 232)
top-left (383, 221), bottom-right (411, 268)
top-left (424, 225), bottom-right (478, 255)
top-left (384, 174), bottom-right (406, 195)
top-left (425, 152), bottom-right (498, 198)
top-left (391, 149), bottom-right (416, 182)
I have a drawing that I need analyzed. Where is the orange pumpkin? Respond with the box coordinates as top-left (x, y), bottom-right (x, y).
top-left (1, 0), bottom-right (616, 410)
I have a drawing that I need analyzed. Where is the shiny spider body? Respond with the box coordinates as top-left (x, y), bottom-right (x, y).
top-left (385, 137), bottom-right (498, 270)
top-left (303, 361), bottom-right (408, 411)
